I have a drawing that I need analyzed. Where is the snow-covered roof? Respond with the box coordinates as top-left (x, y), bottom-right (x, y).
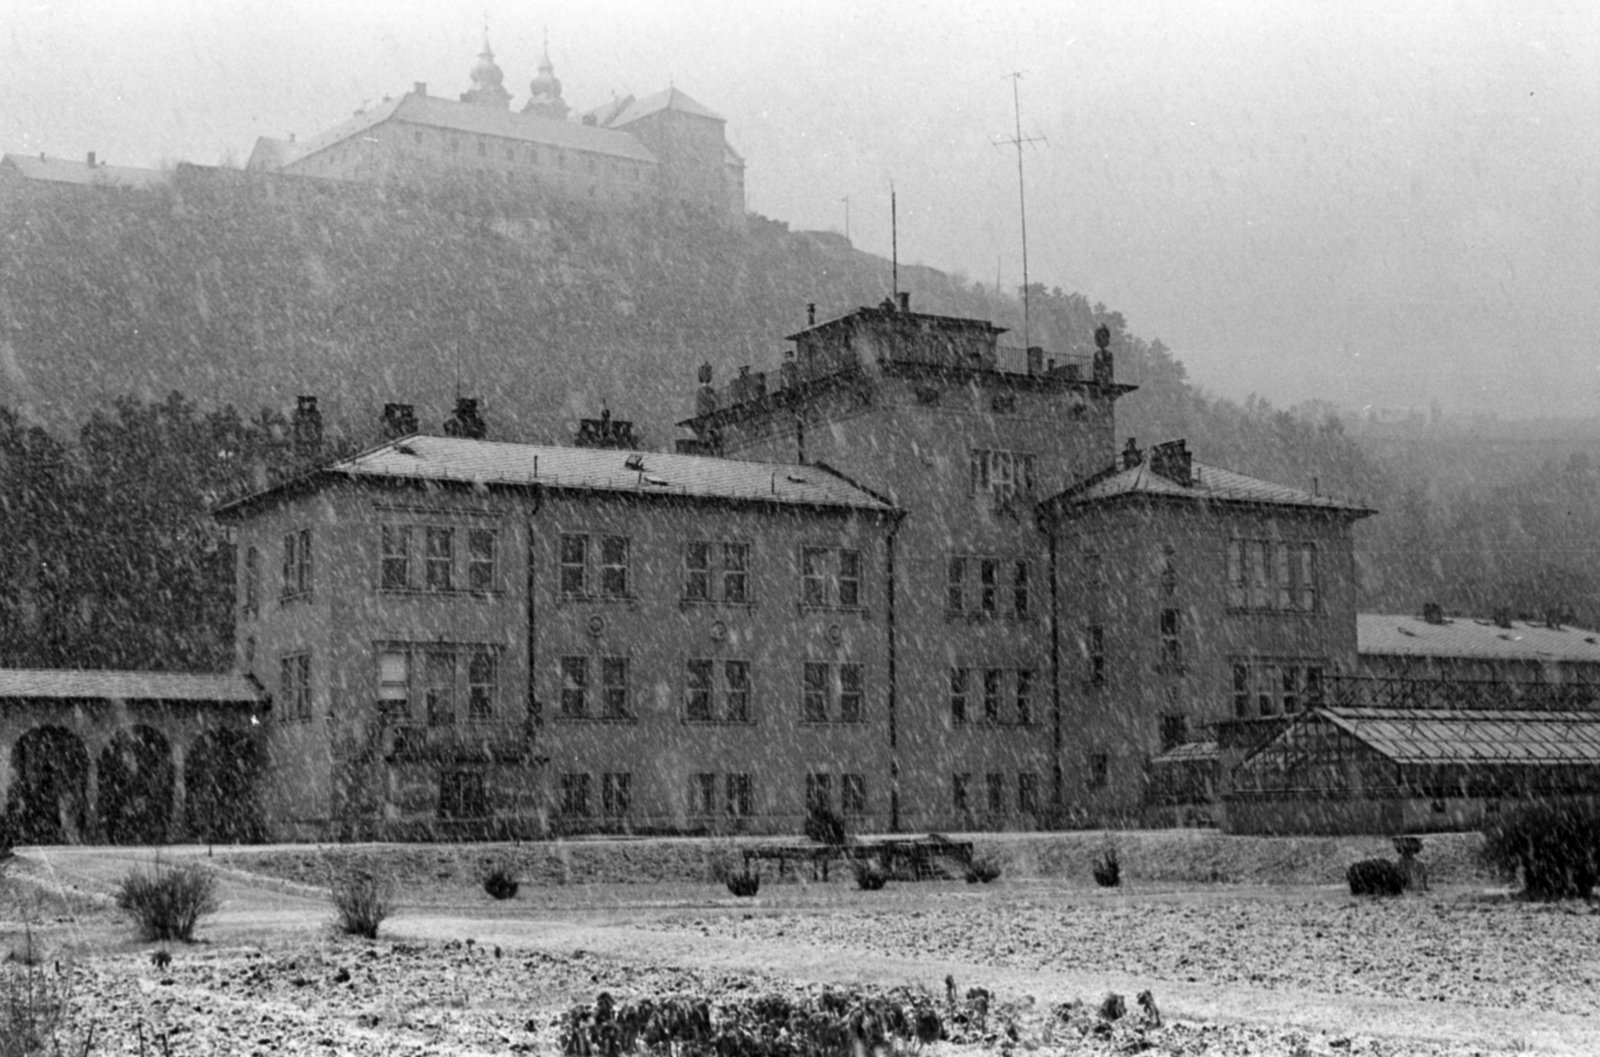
top-left (0, 669), bottom-right (260, 704)
top-left (1320, 707), bottom-right (1600, 766)
top-left (609, 87), bottom-right (724, 126)
top-left (1050, 460), bottom-right (1371, 515)
top-left (1, 153), bottom-right (169, 189)
top-left (271, 93), bottom-right (658, 169)
top-left (216, 435), bottom-right (896, 517)
top-left (1358, 613), bottom-right (1600, 663)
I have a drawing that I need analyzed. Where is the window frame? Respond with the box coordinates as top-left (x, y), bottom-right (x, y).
top-left (840, 773), bottom-right (867, 818)
top-left (682, 539), bottom-right (754, 605)
top-left (279, 651), bottom-right (312, 723)
top-left (438, 770), bottom-right (487, 819)
top-left (601, 772), bottom-right (631, 819)
top-left (1228, 537), bottom-right (1321, 614)
top-left (799, 545), bottom-right (865, 611)
top-left (560, 772), bottom-right (592, 818)
top-left (281, 528), bottom-right (312, 601)
top-left (946, 553), bottom-right (1033, 620)
top-left (243, 545), bottom-right (260, 616)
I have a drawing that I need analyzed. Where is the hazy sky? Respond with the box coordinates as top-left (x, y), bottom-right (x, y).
top-left (4, 0), bottom-right (1598, 418)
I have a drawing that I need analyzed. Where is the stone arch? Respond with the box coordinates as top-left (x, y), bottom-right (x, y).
top-left (184, 728), bottom-right (262, 843)
top-left (7, 726), bottom-right (90, 843)
top-left (97, 726), bottom-right (175, 845)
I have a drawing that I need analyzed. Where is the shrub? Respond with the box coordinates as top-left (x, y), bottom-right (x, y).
top-left (854, 862), bottom-right (887, 891)
top-left (1346, 858), bottom-right (1407, 897)
top-left (1481, 800), bottom-right (1600, 900)
top-left (1092, 848), bottom-right (1120, 888)
top-left (331, 868), bottom-right (395, 939)
top-left (481, 864), bottom-right (519, 901)
top-left (804, 803), bottom-right (847, 846)
top-left (0, 954), bottom-right (75, 1057)
top-left (115, 860), bottom-right (220, 942)
top-left (726, 871), bottom-right (760, 897)
top-left (965, 856), bottom-right (1002, 884)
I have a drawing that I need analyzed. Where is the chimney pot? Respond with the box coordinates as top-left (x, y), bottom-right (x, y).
top-left (86, 151), bottom-right (96, 167)
top-left (1122, 437), bottom-right (1142, 470)
top-left (444, 396), bottom-right (487, 440)
top-left (807, 302), bottom-right (816, 326)
top-left (383, 402), bottom-right (418, 439)
top-left (1422, 602), bottom-right (1444, 625)
top-left (414, 81), bottom-right (427, 96)
top-left (897, 291), bottom-right (911, 313)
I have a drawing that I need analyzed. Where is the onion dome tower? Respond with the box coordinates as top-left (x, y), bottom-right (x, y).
top-left (523, 33), bottom-right (570, 120)
top-left (460, 38), bottom-right (512, 109)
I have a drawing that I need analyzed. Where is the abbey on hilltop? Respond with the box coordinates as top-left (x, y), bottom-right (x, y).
top-left (246, 38), bottom-right (745, 225)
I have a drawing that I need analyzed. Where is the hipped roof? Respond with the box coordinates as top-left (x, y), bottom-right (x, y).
top-left (1046, 460), bottom-right (1373, 517)
top-left (1358, 613), bottom-right (1600, 664)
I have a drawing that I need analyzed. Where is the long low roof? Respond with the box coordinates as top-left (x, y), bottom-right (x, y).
top-left (1358, 613), bottom-right (1600, 664)
top-left (273, 93), bottom-right (658, 169)
top-left (0, 669), bottom-right (261, 704)
top-left (216, 435), bottom-right (897, 516)
top-left (2, 153), bottom-right (169, 190)
top-left (1322, 707), bottom-right (1600, 766)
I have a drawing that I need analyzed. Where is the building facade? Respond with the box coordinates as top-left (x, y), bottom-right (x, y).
top-left (245, 43), bottom-right (744, 224)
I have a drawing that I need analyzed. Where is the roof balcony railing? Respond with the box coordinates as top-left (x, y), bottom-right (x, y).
top-left (992, 342), bottom-right (1096, 379)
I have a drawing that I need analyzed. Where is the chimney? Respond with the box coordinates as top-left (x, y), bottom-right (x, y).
top-left (807, 303), bottom-right (816, 326)
top-left (1422, 602), bottom-right (1444, 625)
top-left (897, 291), bottom-right (911, 313)
top-left (292, 396), bottom-right (323, 463)
top-left (1121, 437), bottom-right (1142, 471)
top-left (1545, 609), bottom-right (1564, 630)
top-left (382, 402), bottom-right (418, 439)
top-left (1148, 439), bottom-right (1193, 486)
top-left (780, 348), bottom-right (798, 390)
top-left (443, 397), bottom-right (487, 440)
top-left (1492, 607), bottom-right (1513, 629)
top-left (86, 151), bottom-right (96, 167)
top-left (414, 81), bottom-right (427, 96)
top-left (1093, 323), bottom-right (1114, 385)
top-left (695, 362), bottom-right (717, 417)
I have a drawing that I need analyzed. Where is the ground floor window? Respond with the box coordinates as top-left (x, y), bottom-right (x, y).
top-left (602, 772), bottom-right (631, 818)
top-left (439, 770), bottom-right (487, 819)
top-left (560, 772), bottom-right (591, 817)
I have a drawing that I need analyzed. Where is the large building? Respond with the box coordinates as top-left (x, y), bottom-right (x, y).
top-left (194, 296), bottom-right (1373, 839)
top-left (245, 41), bottom-right (745, 224)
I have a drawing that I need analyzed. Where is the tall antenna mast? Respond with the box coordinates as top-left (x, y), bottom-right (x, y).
top-left (890, 183), bottom-right (898, 299)
top-left (995, 72), bottom-right (1047, 350)
top-left (841, 194), bottom-right (851, 242)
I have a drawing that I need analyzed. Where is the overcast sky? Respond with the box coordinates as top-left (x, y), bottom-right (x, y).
top-left (4, 0), bottom-right (1597, 418)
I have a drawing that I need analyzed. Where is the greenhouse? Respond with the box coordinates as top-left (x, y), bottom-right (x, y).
top-left (1225, 707), bottom-right (1600, 834)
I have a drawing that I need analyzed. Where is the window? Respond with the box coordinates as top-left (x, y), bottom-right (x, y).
top-left (1088, 753), bottom-right (1109, 789)
top-left (281, 528), bottom-right (312, 599)
top-left (802, 662), bottom-right (829, 722)
top-left (684, 540), bottom-right (751, 603)
top-left (560, 656), bottom-right (588, 717)
top-left (983, 669), bottom-right (1002, 722)
top-left (690, 772), bottom-right (717, 816)
top-left (468, 647), bottom-right (496, 720)
top-left (726, 773), bottom-right (753, 818)
top-left (600, 536), bottom-right (629, 598)
top-left (382, 526), bottom-right (411, 590)
top-left (601, 657), bottom-right (630, 719)
top-left (946, 555), bottom-right (1031, 618)
top-left (685, 659), bottom-right (751, 723)
top-left (1018, 772), bottom-right (1039, 814)
top-left (1083, 550), bottom-right (1104, 589)
top-left (468, 529), bottom-right (496, 591)
top-left (243, 546), bottom-right (260, 615)
top-left (838, 664), bottom-right (863, 722)
top-left (1160, 608), bottom-right (1182, 668)
top-left (1229, 538), bottom-right (1319, 613)
top-left (805, 772), bottom-right (832, 813)
top-left (953, 773), bottom-right (972, 813)
top-left (986, 773), bottom-right (1005, 815)
top-left (1231, 661), bottom-right (1326, 717)
top-left (560, 534), bottom-right (587, 596)
top-left (425, 649), bottom-right (455, 726)
top-left (439, 771), bottom-right (486, 819)
top-left (1087, 625), bottom-right (1106, 687)
top-left (426, 528), bottom-right (454, 591)
top-left (1161, 543), bottom-right (1178, 596)
top-left (801, 661), bottom-right (864, 722)
top-left (602, 773), bottom-right (631, 818)
top-left (841, 774), bottom-right (866, 817)
top-left (950, 668), bottom-right (969, 725)
top-left (561, 773), bottom-right (591, 817)
top-left (280, 652), bottom-right (311, 722)
top-left (1016, 669), bottom-right (1034, 726)
top-left (969, 448), bottom-right (1037, 510)
top-left (1159, 714), bottom-right (1189, 752)
top-left (800, 546), bottom-right (864, 609)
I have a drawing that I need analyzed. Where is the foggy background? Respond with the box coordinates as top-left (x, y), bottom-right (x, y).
top-left (4, 0), bottom-right (1596, 420)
